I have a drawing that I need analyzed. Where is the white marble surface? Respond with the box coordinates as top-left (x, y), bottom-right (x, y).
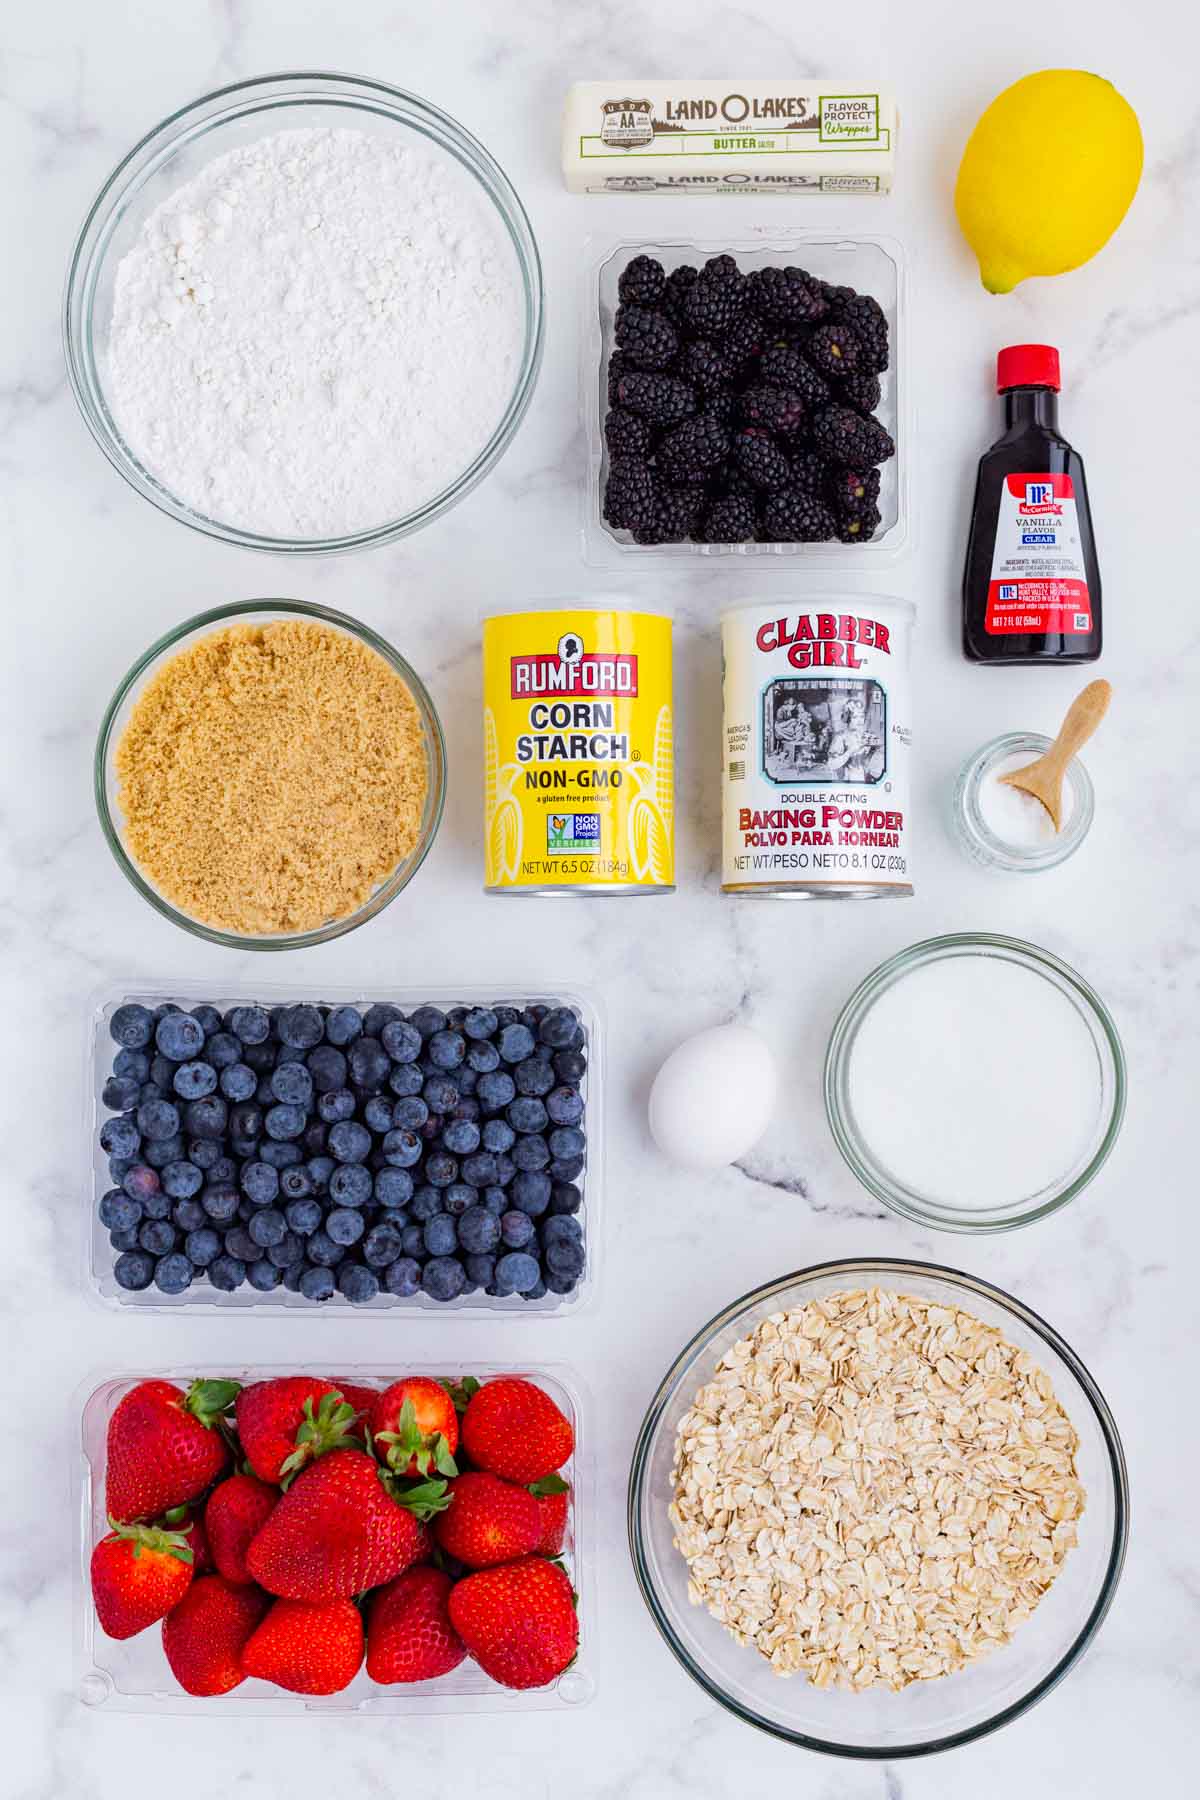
top-left (2, 0), bottom-right (1197, 1791)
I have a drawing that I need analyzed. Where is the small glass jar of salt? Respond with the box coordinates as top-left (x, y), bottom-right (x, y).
top-left (953, 731), bottom-right (1094, 872)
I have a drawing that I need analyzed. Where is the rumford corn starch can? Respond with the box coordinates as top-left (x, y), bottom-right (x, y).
top-left (721, 596), bottom-right (915, 898)
top-left (483, 603), bottom-right (674, 894)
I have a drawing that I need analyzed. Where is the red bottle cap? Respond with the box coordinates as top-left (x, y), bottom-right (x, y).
top-left (996, 345), bottom-right (1060, 392)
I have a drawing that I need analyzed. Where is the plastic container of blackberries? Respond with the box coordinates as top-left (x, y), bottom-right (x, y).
top-left (74, 1360), bottom-right (595, 1715)
top-left (584, 231), bottom-right (911, 566)
top-left (86, 984), bottom-right (602, 1316)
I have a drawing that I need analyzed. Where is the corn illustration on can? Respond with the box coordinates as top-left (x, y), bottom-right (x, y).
top-left (483, 604), bottom-right (674, 894)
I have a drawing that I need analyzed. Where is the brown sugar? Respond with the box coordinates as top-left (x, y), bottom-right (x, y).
top-left (115, 619), bottom-right (430, 935)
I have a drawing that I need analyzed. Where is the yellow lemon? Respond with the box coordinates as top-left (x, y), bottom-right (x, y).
top-left (955, 70), bottom-right (1143, 293)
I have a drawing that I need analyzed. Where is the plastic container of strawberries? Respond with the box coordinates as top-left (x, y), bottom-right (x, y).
top-left (74, 1361), bottom-right (594, 1715)
top-left (86, 982), bottom-right (602, 1316)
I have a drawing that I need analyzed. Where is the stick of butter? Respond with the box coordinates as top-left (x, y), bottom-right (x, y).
top-left (562, 81), bottom-right (896, 195)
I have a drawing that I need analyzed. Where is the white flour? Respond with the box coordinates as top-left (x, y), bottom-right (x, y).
top-left (105, 127), bottom-right (524, 539)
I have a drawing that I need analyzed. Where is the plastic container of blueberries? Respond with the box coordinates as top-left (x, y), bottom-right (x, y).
top-left (582, 230), bottom-right (911, 568)
top-left (86, 984), bottom-right (602, 1317)
top-left (74, 1361), bottom-right (594, 1716)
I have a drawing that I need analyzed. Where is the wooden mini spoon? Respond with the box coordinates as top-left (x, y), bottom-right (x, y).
top-left (999, 679), bottom-right (1112, 831)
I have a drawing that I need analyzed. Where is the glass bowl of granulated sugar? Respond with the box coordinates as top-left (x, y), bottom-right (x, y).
top-left (65, 73), bottom-right (544, 553)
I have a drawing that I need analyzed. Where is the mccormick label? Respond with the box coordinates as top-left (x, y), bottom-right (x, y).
top-left (483, 609), bottom-right (674, 893)
top-left (721, 599), bottom-right (915, 897)
top-left (986, 473), bottom-right (1093, 636)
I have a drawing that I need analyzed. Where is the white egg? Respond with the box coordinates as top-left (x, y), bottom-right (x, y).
top-left (648, 1023), bottom-right (777, 1171)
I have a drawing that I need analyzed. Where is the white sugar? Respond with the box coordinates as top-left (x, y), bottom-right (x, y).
top-left (979, 752), bottom-right (1071, 847)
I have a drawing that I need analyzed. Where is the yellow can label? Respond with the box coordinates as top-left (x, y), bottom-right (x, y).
top-left (483, 609), bottom-right (674, 891)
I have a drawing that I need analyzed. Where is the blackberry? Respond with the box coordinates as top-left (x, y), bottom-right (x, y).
top-left (661, 263), bottom-right (698, 325)
top-left (702, 254), bottom-right (739, 278)
top-left (602, 456), bottom-right (656, 531)
top-left (701, 389), bottom-right (737, 428)
top-left (805, 322), bottom-right (863, 378)
top-left (698, 492), bottom-right (758, 543)
top-left (738, 385), bottom-right (807, 442)
top-left (812, 279), bottom-right (856, 312)
top-left (614, 303), bottom-right (679, 370)
top-left (760, 489), bottom-right (837, 542)
top-left (789, 449), bottom-right (828, 495)
top-left (632, 484), bottom-right (704, 545)
top-left (615, 370), bottom-right (696, 428)
top-left (683, 266), bottom-right (746, 339)
top-left (604, 408), bottom-right (654, 460)
top-left (656, 414), bottom-right (730, 484)
top-left (827, 466), bottom-right (882, 520)
top-left (835, 503), bottom-right (882, 543)
top-left (745, 265), bottom-right (827, 325)
top-left (813, 405), bottom-right (895, 468)
top-left (841, 371), bottom-right (882, 415)
top-left (607, 350), bottom-right (629, 409)
top-left (831, 293), bottom-right (889, 372)
top-left (732, 428), bottom-right (793, 493)
top-left (721, 312), bottom-right (767, 373)
top-left (678, 337), bottom-right (729, 395)
top-left (617, 253), bottom-right (666, 308)
top-left (759, 343), bottom-right (830, 411)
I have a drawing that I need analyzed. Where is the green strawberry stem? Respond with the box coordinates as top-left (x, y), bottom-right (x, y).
top-left (378, 1465), bottom-right (451, 1519)
top-left (106, 1514), bottom-right (194, 1565)
top-left (440, 1376), bottom-right (480, 1415)
top-left (186, 1378), bottom-right (241, 1429)
top-left (528, 1474), bottom-right (569, 1497)
top-left (375, 1398), bottom-right (459, 1479)
top-left (279, 1391), bottom-right (362, 1483)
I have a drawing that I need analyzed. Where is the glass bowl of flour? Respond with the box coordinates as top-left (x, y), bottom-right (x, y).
top-left (64, 73), bottom-right (543, 552)
top-left (824, 933), bottom-right (1126, 1231)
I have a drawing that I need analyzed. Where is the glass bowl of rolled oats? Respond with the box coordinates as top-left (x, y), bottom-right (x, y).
top-left (627, 1259), bottom-right (1127, 1756)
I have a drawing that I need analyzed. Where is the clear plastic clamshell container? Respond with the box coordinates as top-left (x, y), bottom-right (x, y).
top-left (87, 984), bottom-right (602, 1316)
top-left (75, 1361), bottom-right (594, 1715)
top-left (584, 230), bottom-right (910, 567)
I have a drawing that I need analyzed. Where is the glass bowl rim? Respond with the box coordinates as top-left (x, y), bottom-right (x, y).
top-left (626, 1254), bottom-right (1130, 1759)
top-left (94, 597), bottom-right (447, 949)
top-left (955, 733), bottom-right (1095, 873)
top-left (62, 69), bottom-right (545, 554)
top-left (823, 932), bottom-right (1127, 1232)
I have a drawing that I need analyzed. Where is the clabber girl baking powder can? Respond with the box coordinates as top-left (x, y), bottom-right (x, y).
top-left (721, 595), bottom-right (915, 899)
top-left (483, 601), bottom-right (674, 895)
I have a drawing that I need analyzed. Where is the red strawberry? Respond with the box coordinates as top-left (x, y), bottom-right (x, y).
top-left (90, 1517), bottom-right (194, 1640)
top-left (205, 1473), bottom-right (277, 1585)
top-left (161, 1575), bottom-right (269, 1696)
top-left (368, 1377), bottom-right (459, 1478)
top-left (330, 1381), bottom-right (378, 1420)
top-left (367, 1566), bottom-right (466, 1683)
top-left (433, 1472), bottom-right (541, 1569)
top-left (105, 1378), bottom-right (238, 1523)
top-left (460, 1378), bottom-right (574, 1485)
top-left (449, 1557), bottom-right (578, 1691)
top-left (244, 1449), bottom-right (440, 1601)
top-left (241, 1597), bottom-right (363, 1695)
top-left (530, 1475), bottom-right (571, 1555)
top-left (235, 1378), bottom-right (365, 1485)
top-left (163, 1504), bottom-right (213, 1573)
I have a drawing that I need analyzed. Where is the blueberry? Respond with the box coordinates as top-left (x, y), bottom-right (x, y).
top-left (243, 1041), bottom-right (276, 1074)
top-left (329, 1163), bottom-right (373, 1208)
top-left (480, 1118), bottom-right (515, 1154)
top-left (388, 1061), bottom-right (425, 1098)
top-left (458, 1206), bottom-right (501, 1254)
top-left (100, 1115), bottom-right (141, 1161)
top-left (348, 1038), bottom-right (391, 1091)
top-left (249, 1208), bottom-right (287, 1248)
top-left (319, 1088), bottom-right (357, 1125)
top-left (122, 1165), bottom-right (161, 1205)
top-left (110, 1004), bottom-right (155, 1050)
top-left (102, 1074), bottom-right (142, 1112)
top-left (459, 1151), bottom-right (499, 1189)
top-left (303, 1120), bottom-right (328, 1156)
top-left (303, 1050), bottom-right (346, 1101)
top-left (406, 1186), bottom-right (439, 1221)
top-left (226, 1005), bottom-right (268, 1045)
top-left (382, 1019), bottom-right (423, 1062)
top-left (422, 1256), bottom-right (466, 1302)
top-left (482, 1187), bottom-right (509, 1217)
top-left (327, 1120), bottom-right (371, 1165)
top-left (425, 1151), bottom-right (458, 1188)
top-left (442, 1183), bottom-right (474, 1217)
top-left (99, 1191), bottom-right (141, 1234)
top-left (268, 1062), bottom-right (313, 1109)
top-left (209, 1253), bottom-right (247, 1292)
top-left (108, 1154), bottom-right (134, 1186)
top-left (426, 1029), bottom-right (466, 1071)
top-left (539, 1007), bottom-right (578, 1048)
top-left (139, 1216), bottom-right (176, 1255)
top-left (221, 1224), bottom-right (256, 1262)
top-left (421, 1074), bottom-right (459, 1116)
top-left (269, 1233), bottom-right (304, 1268)
top-left (326, 1207), bottom-right (365, 1247)
top-left (202, 1183), bottom-right (240, 1224)
top-left (216, 1063), bottom-right (255, 1104)
top-left (113, 1248), bottom-right (155, 1290)
top-left (391, 1096), bottom-right (429, 1131)
top-left (259, 1140), bottom-right (302, 1169)
top-left (110, 1225), bottom-right (141, 1251)
top-left (155, 1013), bottom-right (205, 1062)
top-left (190, 1005), bottom-right (222, 1037)
top-left (233, 1168), bottom-right (274, 1218)
top-left (550, 1181), bottom-right (582, 1215)
top-left (542, 1213), bottom-right (584, 1245)
top-left (363, 1002), bottom-right (402, 1037)
top-left (137, 1097), bottom-right (181, 1144)
top-left (553, 1048), bottom-right (587, 1083)
top-left (174, 1061), bottom-right (217, 1104)
top-left (498, 1023), bottom-right (536, 1063)
top-left (548, 1126), bottom-right (586, 1161)
top-left (185, 1228), bottom-right (221, 1267)
top-left (370, 1168), bottom-right (411, 1210)
top-left (514, 1058), bottom-right (556, 1098)
top-left (363, 1095), bottom-right (395, 1134)
top-left (286, 1197), bottom-right (323, 1235)
top-left (282, 1264), bottom-right (306, 1293)
top-left (421, 1214), bottom-right (456, 1257)
top-left (278, 1164), bottom-right (312, 1201)
top-left (112, 1049), bottom-right (150, 1083)
top-left (467, 1040), bottom-right (501, 1074)
top-left (307, 1155), bottom-right (335, 1193)
top-left (384, 1256), bottom-right (422, 1297)
top-left (186, 1096), bottom-right (228, 1140)
top-left (248, 1258), bottom-right (283, 1292)
top-left (409, 1005), bottom-right (447, 1040)
top-left (507, 1096), bottom-right (547, 1135)
top-left (400, 1224), bottom-right (426, 1259)
top-left (153, 1252), bottom-right (193, 1294)
top-left (362, 1222), bottom-right (403, 1268)
top-left (263, 1102), bottom-right (304, 1142)
top-left (521, 1277), bottom-right (550, 1303)
top-left (511, 1170), bottom-right (552, 1217)
top-left (200, 1033), bottom-right (239, 1072)
top-left (546, 1236), bottom-right (586, 1279)
top-left (338, 1262), bottom-right (380, 1304)
top-left (324, 1006), bottom-right (363, 1048)
top-left (500, 1210), bottom-right (535, 1249)
top-left (306, 1229), bottom-right (341, 1267)
top-left (512, 1135), bottom-right (550, 1172)
top-left (278, 1004), bottom-right (324, 1049)
top-left (172, 1198), bottom-right (207, 1232)
top-left (439, 1117), bottom-right (479, 1158)
top-left (381, 1127), bottom-right (422, 1169)
top-left (142, 1190), bottom-right (172, 1223)
top-left (494, 1251), bottom-right (541, 1295)
top-left (464, 1253), bottom-right (497, 1289)
top-left (547, 1086), bottom-right (585, 1126)
top-left (476, 1071), bottom-right (516, 1113)
top-left (299, 1264), bottom-right (337, 1302)
top-left (462, 1007), bottom-right (498, 1041)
